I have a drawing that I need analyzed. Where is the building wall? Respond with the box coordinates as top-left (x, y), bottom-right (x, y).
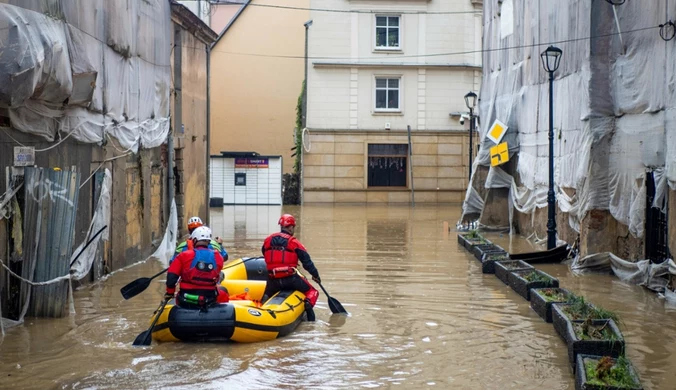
top-left (0, 1), bottom-right (214, 318)
top-left (173, 28), bottom-right (210, 233)
top-left (303, 131), bottom-right (468, 203)
top-left (473, 0), bottom-right (672, 260)
top-left (304, 0), bottom-right (482, 203)
top-left (210, 3), bottom-right (242, 34)
top-left (105, 146), bottom-right (166, 272)
top-left (308, 1), bottom-right (481, 132)
top-left (210, 0), bottom-right (310, 175)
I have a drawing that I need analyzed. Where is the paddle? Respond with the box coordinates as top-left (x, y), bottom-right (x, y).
top-left (316, 282), bottom-right (348, 315)
top-left (133, 297), bottom-right (170, 346)
top-left (120, 268), bottom-right (168, 300)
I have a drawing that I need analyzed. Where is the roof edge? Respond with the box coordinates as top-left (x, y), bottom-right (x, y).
top-left (171, 1), bottom-right (218, 44)
top-left (212, 0), bottom-right (251, 47)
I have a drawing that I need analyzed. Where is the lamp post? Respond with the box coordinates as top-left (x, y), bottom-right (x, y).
top-left (540, 45), bottom-right (562, 250)
top-left (302, 20), bottom-right (313, 129)
top-left (464, 91), bottom-right (477, 182)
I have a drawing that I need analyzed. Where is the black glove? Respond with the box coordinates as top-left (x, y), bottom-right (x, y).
top-left (312, 275), bottom-right (321, 284)
top-left (164, 292), bottom-right (174, 301)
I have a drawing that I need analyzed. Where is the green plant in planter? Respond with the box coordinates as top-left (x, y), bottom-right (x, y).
top-left (564, 295), bottom-right (590, 319)
top-left (585, 356), bottom-right (639, 388)
top-left (574, 318), bottom-right (618, 341)
top-left (564, 295), bottom-right (621, 323)
top-left (503, 261), bottom-right (529, 270)
top-left (466, 229), bottom-right (481, 239)
top-left (591, 306), bottom-right (620, 324)
top-left (523, 271), bottom-right (554, 285)
top-left (538, 288), bottom-right (568, 302)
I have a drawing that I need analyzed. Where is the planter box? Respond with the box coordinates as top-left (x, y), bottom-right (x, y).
top-left (564, 319), bottom-right (625, 370)
top-left (575, 354), bottom-right (642, 390)
top-left (494, 260), bottom-right (534, 285)
top-left (508, 269), bottom-right (559, 301)
top-left (457, 233), bottom-right (469, 246)
top-left (480, 252), bottom-right (510, 274)
top-left (552, 303), bottom-right (604, 342)
top-left (473, 244), bottom-right (504, 261)
top-left (530, 288), bottom-right (572, 322)
top-left (457, 234), bottom-right (490, 250)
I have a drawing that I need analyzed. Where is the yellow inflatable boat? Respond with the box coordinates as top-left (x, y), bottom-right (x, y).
top-left (150, 258), bottom-right (312, 343)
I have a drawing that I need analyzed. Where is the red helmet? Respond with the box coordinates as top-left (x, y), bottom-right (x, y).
top-left (278, 214), bottom-right (296, 228)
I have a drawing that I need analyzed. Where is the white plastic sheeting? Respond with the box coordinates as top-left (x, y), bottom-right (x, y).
top-left (571, 252), bottom-right (676, 293)
top-left (0, 1), bottom-right (172, 152)
top-left (70, 169), bottom-right (111, 280)
top-left (466, 0), bottom-right (676, 239)
top-left (149, 199), bottom-right (178, 268)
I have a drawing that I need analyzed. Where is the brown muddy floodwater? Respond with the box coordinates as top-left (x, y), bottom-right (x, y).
top-left (1, 205), bottom-right (676, 389)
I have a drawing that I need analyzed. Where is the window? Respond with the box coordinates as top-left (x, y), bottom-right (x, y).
top-left (375, 16), bottom-right (400, 49)
top-left (368, 144), bottom-right (407, 187)
top-left (375, 77), bottom-right (400, 111)
top-left (235, 173), bottom-right (246, 186)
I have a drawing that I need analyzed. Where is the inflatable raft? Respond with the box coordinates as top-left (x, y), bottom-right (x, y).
top-left (151, 258), bottom-right (312, 343)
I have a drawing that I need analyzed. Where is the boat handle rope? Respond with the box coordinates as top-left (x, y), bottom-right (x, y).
top-left (249, 296), bottom-right (305, 316)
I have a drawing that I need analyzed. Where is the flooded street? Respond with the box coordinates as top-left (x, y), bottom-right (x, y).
top-left (1, 205), bottom-right (676, 389)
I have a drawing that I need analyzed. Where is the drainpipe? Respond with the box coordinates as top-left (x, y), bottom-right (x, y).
top-left (300, 20), bottom-right (313, 206)
top-left (206, 43), bottom-right (211, 225)
top-left (170, 25), bottom-right (182, 216)
top-left (407, 125), bottom-right (415, 207)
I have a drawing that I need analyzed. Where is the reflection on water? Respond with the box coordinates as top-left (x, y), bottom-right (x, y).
top-left (0, 205), bottom-right (674, 389)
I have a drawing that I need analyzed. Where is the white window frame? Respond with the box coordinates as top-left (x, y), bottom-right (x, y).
top-left (374, 14), bottom-right (402, 51)
top-left (373, 75), bottom-right (403, 113)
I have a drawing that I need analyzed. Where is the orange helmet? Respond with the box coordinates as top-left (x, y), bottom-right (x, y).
top-left (187, 216), bottom-right (203, 231)
top-left (278, 214), bottom-right (296, 228)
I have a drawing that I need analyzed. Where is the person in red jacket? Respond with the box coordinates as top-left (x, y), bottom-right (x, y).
top-left (262, 214), bottom-right (319, 321)
top-left (166, 226), bottom-right (227, 309)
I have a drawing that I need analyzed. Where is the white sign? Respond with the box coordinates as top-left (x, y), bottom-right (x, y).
top-left (487, 120), bottom-right (509, 145)
top-left (13, 146), bottom-right (35, 167)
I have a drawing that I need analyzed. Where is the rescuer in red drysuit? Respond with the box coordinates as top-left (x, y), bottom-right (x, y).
top-left (166, 226), bottom-right (228, 309)
top-left (261, 214), bottom-right (319, 321)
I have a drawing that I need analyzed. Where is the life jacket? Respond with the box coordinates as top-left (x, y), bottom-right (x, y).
top-left (262, 232), bottom-right (299, 279)
top-left (179, 248), bottom-right (221, 290)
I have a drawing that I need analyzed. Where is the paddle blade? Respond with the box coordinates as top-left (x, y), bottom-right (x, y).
top-left (132, 330), bottom-right (153, 346)
top-left (120, 277), bottom-right (152, 300)
top-left (328, 297), bottom-right (348, 315)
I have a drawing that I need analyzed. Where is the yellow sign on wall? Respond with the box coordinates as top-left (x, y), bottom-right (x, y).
top-left (487, 120), bottom-right (508, 144)
top-left (490, 142), bottom-right (510, 167)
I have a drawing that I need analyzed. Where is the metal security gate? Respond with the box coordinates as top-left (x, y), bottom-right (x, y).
top-left (19, 167), bottom-right (80, 318)
top-left (645, 172), bottom-right (670, 263)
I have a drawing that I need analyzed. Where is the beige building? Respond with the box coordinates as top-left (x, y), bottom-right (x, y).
top-left (210, 2), bottom-right (243, 33)
top-left (210, 0), bottom-right (310, 175)
top-left (303, 0), bottom-right (483, 204)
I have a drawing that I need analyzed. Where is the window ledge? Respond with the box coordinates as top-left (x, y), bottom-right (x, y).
top-left (366, 187), bottom-right (410, 191)
top-left (374, 48), bottom-right (403, 53)
top-left (372, 111), bottom-right (404, 116)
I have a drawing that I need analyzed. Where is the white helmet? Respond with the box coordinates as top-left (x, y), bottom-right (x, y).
top-left (190, 226), bottom-right (212, 242)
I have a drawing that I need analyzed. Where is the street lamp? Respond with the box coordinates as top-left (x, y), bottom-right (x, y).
top-left (464, 91), bottom-right (477, 182)
top-left (540, 45), bottom-right (562, 250)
